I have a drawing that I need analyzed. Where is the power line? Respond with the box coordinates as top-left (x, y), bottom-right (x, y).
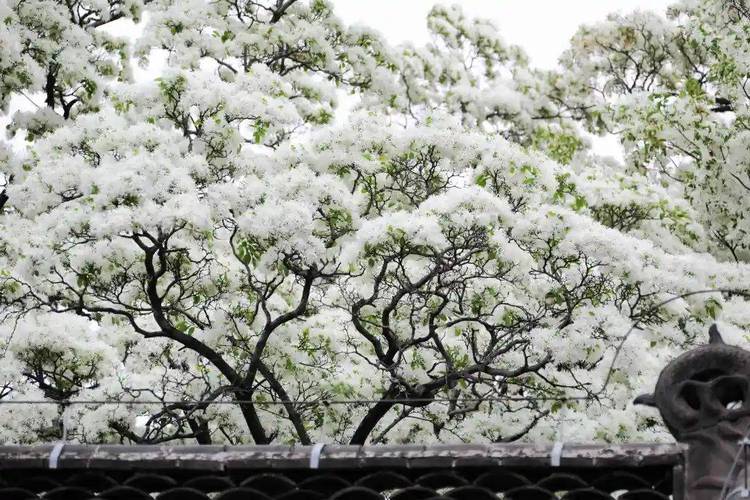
top-left (0, 395), bottom-right (592, 406)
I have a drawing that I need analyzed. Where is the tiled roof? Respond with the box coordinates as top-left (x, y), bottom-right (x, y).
top-left (0, 443), bottom-right (684, 499)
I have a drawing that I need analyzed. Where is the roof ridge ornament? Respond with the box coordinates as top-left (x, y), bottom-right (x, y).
top-left (709, 324), bottom-right (726, 345)
top-left (635, 324), bottom-right (750, 500)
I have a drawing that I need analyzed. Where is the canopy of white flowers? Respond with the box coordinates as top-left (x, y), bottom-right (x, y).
top-left (1, 0), bottom-right (750, 445)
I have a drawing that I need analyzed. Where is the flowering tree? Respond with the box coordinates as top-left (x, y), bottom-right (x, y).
top-left (0, 0), bottom-right (749, 445)
top-left (556, 0), bottom-right (750, 263)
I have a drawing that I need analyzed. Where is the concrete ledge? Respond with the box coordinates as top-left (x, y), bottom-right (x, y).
top-left (0, 443), bottom-right (686, 470)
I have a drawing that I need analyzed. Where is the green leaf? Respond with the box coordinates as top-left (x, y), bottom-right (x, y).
top-left (705, 298), bottom-right (722, 320)
top-left (475, 172), bottom-right (488, 187)
top-left (684, 78), bottom-right (703, 98)
top-left (253, 121), bottom-right (269, 144)
top-left (572, 195), bottom-right (587, 211)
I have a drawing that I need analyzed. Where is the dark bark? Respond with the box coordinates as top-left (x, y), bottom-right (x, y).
top-left (349, 385), bottom-right (398, 445)
top-left (711, 97), bottom-right (733, 113)
top-left (143, 326), bottom-right (270, 444)
top-left (44, 66), bottom-right (57, 109)
top-left (187, 418), bottom-right (213, 444)
top-left (241, 270), bottom-right (315, 390)
top-left (270, 0), bottom-right (298, 23)
top-left (258, 362), bottom-right (311, 444)
top-left (138, 234), bottom-right (270, 444)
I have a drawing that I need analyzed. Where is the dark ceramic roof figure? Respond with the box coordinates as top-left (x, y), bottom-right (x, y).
top-left (635, 324), bottom-right (750, 500)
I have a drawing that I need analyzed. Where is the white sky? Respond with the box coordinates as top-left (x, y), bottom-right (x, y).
top-left (333, 0), bottom-right (675, 69)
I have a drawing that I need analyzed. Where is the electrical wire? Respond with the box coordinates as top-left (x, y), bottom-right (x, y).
top-left (0, 395), bottom-right (593, 406)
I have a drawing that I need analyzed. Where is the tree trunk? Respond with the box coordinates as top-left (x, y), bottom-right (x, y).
top-left (350, 386), bottom-right (398, 445)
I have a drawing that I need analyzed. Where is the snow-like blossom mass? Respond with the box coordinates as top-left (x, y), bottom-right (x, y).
top-left (1, 0), bottom-right (750, 445)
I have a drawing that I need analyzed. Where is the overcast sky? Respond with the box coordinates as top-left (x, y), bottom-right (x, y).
top-left (333, 0), bottom-right (674, 69)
